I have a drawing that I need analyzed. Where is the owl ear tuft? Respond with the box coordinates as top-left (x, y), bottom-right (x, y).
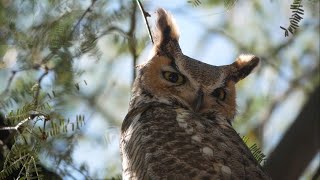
top-left (154, 8), bottom-right (180, 49)
top-left (230, 54), bottom-right (260, 82)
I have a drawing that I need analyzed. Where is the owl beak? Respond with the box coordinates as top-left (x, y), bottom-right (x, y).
top-left (192, 89), bottom-right (204, 112)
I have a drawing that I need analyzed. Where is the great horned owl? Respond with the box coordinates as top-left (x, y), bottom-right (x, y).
top-left (120, 8), bottom-right (271, 180)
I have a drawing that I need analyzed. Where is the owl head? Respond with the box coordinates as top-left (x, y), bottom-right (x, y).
top-left (131, 8), bottom-right (259, 123)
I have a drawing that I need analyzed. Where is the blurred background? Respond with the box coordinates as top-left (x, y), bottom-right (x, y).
top-left (0, 0), bottom-right (319, 179)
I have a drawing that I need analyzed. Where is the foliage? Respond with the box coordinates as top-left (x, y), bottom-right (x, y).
top-left (188, 0), bottom-right (202, 7)
top-left (242, 136), bottom-right (266, 165)
top-left (0, 143), bottom-right (43, 180)
top-left (0, 98), bottom-right (86, 179)
top-left (0, 0), bottom-right (136, 179)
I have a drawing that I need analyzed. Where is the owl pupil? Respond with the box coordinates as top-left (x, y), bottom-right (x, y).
top-left (169, 73), bottom-right (178, 82)
top-left (212, 88), bottom-right (226, 101)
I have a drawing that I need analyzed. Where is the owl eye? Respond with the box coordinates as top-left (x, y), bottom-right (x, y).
top-left (162, 71), bottom-right (185, 84)
top-left (211, 88), bottom-right (226, 101)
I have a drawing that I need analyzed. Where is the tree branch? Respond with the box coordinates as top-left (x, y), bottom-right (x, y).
top-left (70, 0), bottom-right (97, 37)
top-left (4, 70), bottom-right (17, 93)
top-left (136, 0), bottom-right (153, 44)
top-left (127, 2), bottom-right (138, 83)
top-left (33, 66), bottom-right (49, 107)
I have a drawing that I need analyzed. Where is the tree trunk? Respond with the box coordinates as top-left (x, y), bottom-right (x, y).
top-left (264, 85), bottom-right (320, 180)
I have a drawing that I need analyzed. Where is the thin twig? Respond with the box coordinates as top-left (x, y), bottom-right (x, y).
top-left (136, 0), bottom-right (154, 44)
top-left (128, 2), bottom-right (138, 82)
top-left (38, 66), bottom-right (49, 84)
top-left (70, 0), bottom-right (97, 37)
top-left (33, 66), bottom-right (49, 107)
top-left (3, 68), bottom-right (32, 93)
top-left (41, 52), bottom-right (55, 64)
top-left (4, 70), bottom-right (17, 93)
top-left (1, 64), bottom-right (41, 95)
top-left (97, 26), bottom-right (129, 39)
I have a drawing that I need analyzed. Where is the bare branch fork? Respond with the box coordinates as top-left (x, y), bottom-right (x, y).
top-left (0, 111), bottom-right (48, 132)
top-left (136, 0), bottom-right (154, 44)
top-left (0, 117), bottom-right (31, 131)
top-left (2, 67), bottom-right (36, 94)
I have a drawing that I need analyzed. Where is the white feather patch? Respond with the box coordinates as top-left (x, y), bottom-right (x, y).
top-left (202, 146), bottom-right (214, 157)
top-left (237, 54), bottom-right (256, 63)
